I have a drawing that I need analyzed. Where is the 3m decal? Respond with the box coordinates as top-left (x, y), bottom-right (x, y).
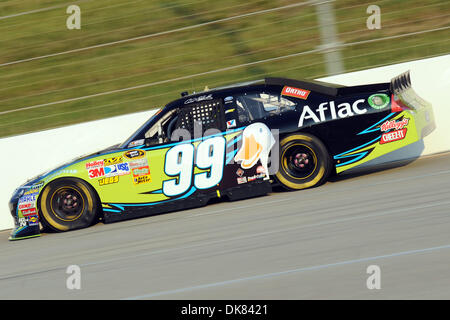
top-left (281, 86), bottom-right (311, 100)
top-left (380, 128), bottom-right (407, 144)
top-left (104, 156), bottom-right (123, 166)
top-left (124, 149), bottom-right (145, 160)
top-left (88, 167), bottom-right (105, 179)
top-left (298, 99), bottom-right (367, 127)
top-left (99, 176), bottom-right (119, 186)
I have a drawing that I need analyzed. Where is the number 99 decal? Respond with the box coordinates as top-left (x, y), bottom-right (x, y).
top-left (162, 136), bottom-right (226, 197)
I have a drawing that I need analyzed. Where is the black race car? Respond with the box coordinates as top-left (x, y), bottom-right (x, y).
top-left (9, 71), bottom-right (435, 240)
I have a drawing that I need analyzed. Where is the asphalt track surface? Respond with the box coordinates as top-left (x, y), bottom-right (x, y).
top-left (1, 153), bottom-right (450, 300)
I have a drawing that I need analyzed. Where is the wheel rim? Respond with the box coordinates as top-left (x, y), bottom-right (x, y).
top-left (50, 187), bottom-right (84, 222)
top-left (281, 143), bottom-right (317, 180)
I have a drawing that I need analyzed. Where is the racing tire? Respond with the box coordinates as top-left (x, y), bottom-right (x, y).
top-left (274, 133), bottom-right (331, 190)
top-left (38, 178), bottom-right (99, 232)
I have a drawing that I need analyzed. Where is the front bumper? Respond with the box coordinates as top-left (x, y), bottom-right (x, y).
top-left (8, 183), bottom-right (43, 241)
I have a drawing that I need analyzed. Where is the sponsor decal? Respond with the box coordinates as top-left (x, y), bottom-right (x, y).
top-left (28, 215), bottom-right (39, 226)
top-left (226, 119), bottom-right (236, 129)
top-left (89, 167), bottom-right (105, 179)
top-left (129, 158), bottom-right (149, 169)
top-left (18, 194), bottom-right (36, 203)
top-left (298, 99), bottom-right (367, 128)
top-left (256, 165), bottom-right (266, 174)
top-left (133, 175), bottom-right (151, 185)
top-left (236, 168), bottom-right (244, 177)
top-left (247, 173), bottom-right (266, 182)
top-left (98, 176), bottom-right (119, 186)
top-left (46, 169), bottom-right (77, 181)
top-left (104, 156), bottom-right (123, 166)
top-left (18, 217), bottom-right (27, 227)
top-left (18, 203), bottom-right (34, 210)
top-left (225, 108), bottom-right (235, 114)
top-left (24, 188), bottom-right (39, 196)
top-left (128, 139), bottom-right (145, 148)
top-left (30, 182), bottom-right (44, 189)
top-left (104, 162), bottom-right (130, 177)
top-left (380, 128), bottom-right (407, 144)
top-left (281, 86), bottom-right (311, 100)
top-left (85, 160), bottom-right (104, 170)
top-left (380, 118), bottom-right (409, 132)
top-left (237, 177), bottom-right (247, 184)
top-left (132, 166), bottom-right (150, 177)
top-left (368, 93), bottom-right (390, 110)
top-left (22, 208), bottom-right (37, 216)
top-left (224, 96), bottom-right (234, 104)
top-left (124, 149), bottom-right (145, 160)
top-left (184, 94), bottom-right (213, 105)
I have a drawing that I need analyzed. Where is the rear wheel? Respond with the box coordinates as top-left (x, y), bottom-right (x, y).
top-left (39, 178), bottom-right (99, 232)
top-left (275, 133), bottom-right (331, 190)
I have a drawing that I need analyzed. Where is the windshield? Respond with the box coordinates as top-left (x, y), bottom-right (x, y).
top-left (119, 108), bottom-right (163, 148)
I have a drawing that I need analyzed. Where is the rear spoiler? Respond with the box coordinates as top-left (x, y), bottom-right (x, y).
top-left (266, 77), bottom-right (390, 97)
top-left (390, 70), bottom-right (430, 112)
top-left (390, 71), bottom-right (411, 95)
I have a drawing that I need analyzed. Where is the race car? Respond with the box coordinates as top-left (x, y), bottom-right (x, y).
top-left (8, 71), bottom-right (435, 240)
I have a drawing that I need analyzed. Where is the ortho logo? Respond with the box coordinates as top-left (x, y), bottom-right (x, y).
top-left (281, 86), bottom-right (311, 100)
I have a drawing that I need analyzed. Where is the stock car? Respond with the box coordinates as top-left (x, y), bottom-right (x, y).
top-left (8, 71), bottom-right (435, 240)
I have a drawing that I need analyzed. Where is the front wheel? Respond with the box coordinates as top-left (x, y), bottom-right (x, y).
top-left (38, 178), bottom-right (99, 232)
top-left (274, 133), bottom-right (331, 190)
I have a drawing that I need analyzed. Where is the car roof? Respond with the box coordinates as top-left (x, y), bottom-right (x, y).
top-left (164, 77), bottom-right (347, 110)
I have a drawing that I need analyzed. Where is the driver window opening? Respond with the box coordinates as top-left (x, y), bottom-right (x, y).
top-left (232, 92), bottom-right (297, 123)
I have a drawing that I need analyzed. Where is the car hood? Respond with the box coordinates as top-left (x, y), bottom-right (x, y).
top-left (21, 143), bottom-right (123, 188)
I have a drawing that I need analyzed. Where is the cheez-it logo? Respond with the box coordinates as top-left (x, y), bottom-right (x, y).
top-left (281, 86), bottom-right (311, 100)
